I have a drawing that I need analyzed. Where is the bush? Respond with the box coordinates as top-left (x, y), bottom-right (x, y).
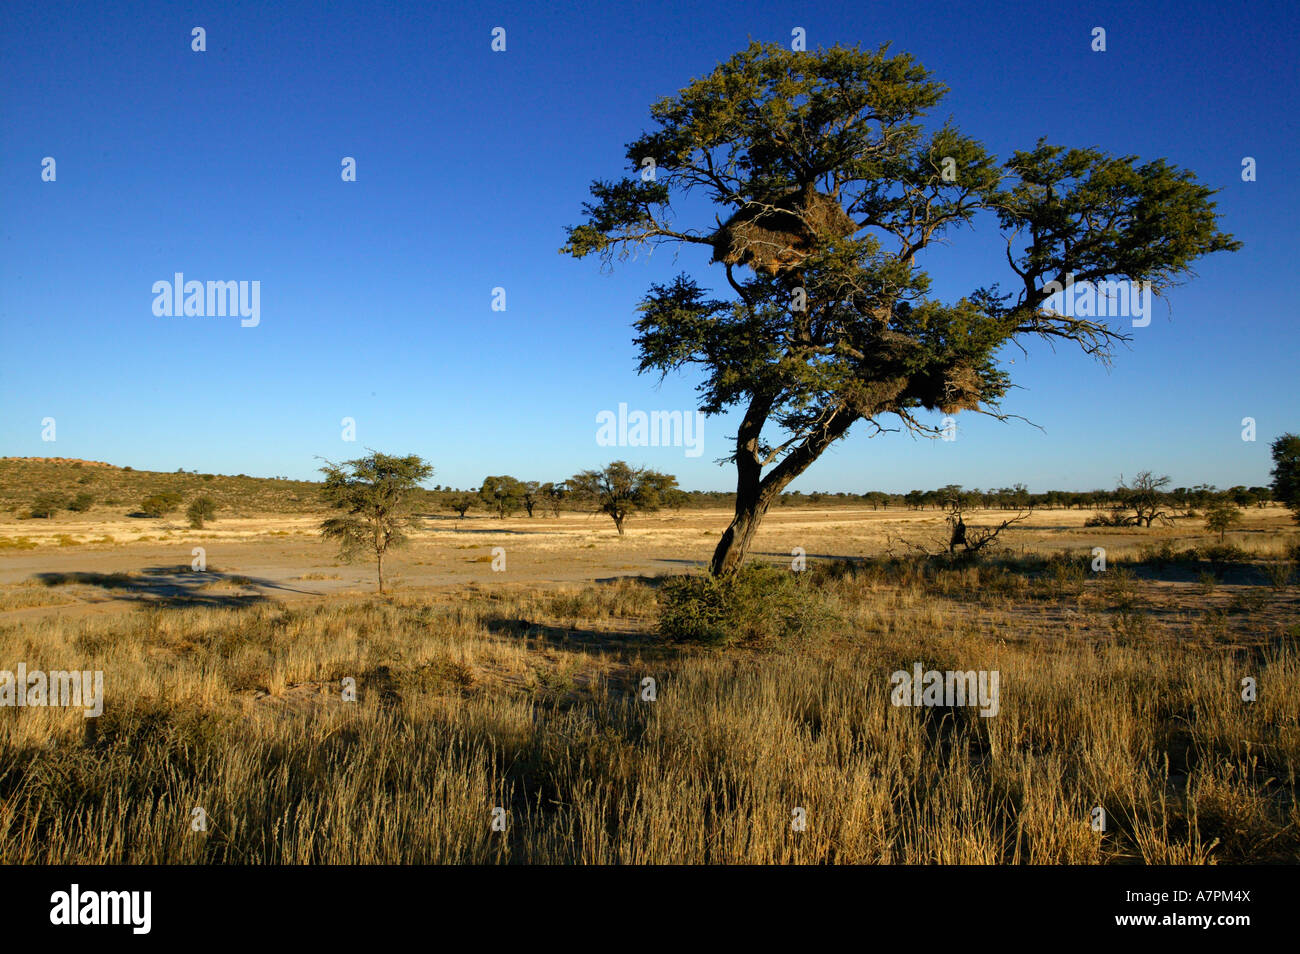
top-left (28, 493), bottom-right (65, 519)
top-left (67, 492), bottom-right (95, 512)
top-left (186, 496), bottom-right (219, 529)
top-left (658, 563), bottom-right (831, 645)
top-left (139, 492), bottom-right (183, 518)
top-left (1202, 543), bottom-right (1248, 565)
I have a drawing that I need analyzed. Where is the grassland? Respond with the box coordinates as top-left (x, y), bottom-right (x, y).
top-left (0, 460), bottom-right (1297, 863)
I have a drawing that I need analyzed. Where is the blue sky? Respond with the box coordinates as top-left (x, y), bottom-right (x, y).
top-left (2, 0), bottom-right (1295, 493)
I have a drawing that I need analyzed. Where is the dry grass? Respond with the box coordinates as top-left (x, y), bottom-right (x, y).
top-left (1, 554), bottom-right (1295, 864)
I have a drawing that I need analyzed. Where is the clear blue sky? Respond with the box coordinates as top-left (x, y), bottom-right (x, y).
top-left (2, 0), bottom-right (1296, 493)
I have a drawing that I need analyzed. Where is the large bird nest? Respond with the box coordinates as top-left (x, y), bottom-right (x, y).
top-left (937, 364), bottom-right (984, 415)
top-left (711, 184), bottom-right (857, 274)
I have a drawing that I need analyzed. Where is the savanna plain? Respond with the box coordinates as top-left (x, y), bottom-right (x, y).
top-left (1, 459), bottom-right (1297, 864)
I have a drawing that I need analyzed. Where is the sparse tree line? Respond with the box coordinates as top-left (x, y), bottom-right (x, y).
top-left (899, 478), bottom-right (1275, 517)
top-left (318, 455), bottom-right (684, 592)
top-left (20, 461), bottom-right (1291, 530)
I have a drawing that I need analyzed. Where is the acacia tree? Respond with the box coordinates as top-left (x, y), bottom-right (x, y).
top-left (1117, 471), bottom-right (1173, 527)
top-left (520, 481), bottom-right (542, 517)
top-left (446, 492), bottom-right (476, 523)
top-left (539, 481), bottom-right (566, 517)
top-left (320, 452), bottom-right (433, 594)
top-left (1271, 433), bottom-right (1300, 524)
top-left (479, 475), bottom-right (526, 518)
top-left (569, 461), bottom-right (677, 535)
top-left (1204, 502), bottom-right (1241, 542)
top-left (562, 41), bottom-right (1239, 575)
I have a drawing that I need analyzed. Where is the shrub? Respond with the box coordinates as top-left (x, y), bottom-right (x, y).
top-left (658, 563), bottom-right (831, 644)
top-left (186, 496), bottom-right (219, 529)
top-left (1202, 543), bottom-right (1248, 565)
top-left (67, 492), bottom-right (95, 512)
top-left (28, 493), bottom-right (65, 518)
top-left (139, 492), bottom-right (183, 518)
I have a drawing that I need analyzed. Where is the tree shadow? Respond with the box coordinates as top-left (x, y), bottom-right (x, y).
top-left (481, 615), bottom-right (658, 654)
top-left (33, 565), bottom-right (316, 609)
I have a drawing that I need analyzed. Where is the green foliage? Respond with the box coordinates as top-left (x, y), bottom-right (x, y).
top-left (320, 452), bottom-right (434, 593)
top-left (478, 475), bottom-right (527, 518)
top-left (139, 492), bottom-right (183, 517)
top-left (186, 496), bottom-right (219, 529)
top-left (28, 493), bottom-right (65, 519)
top-left (1202, 543), bottom-right (1248, 565)
top-left (563, 40), bottom-right (1239, 575)
top-left (446, 493), bottom-right (476, 519)
top-left (67, 492), bottom-right (95, 512)
top-left (1204, 503), bottom-right (1241, 542)
top-left (568, 461), bottom-right (678, 534)
top-left (658, 563), bottom-right (828, 645)
top-left (1271, 433), bottom-right (1300, 524)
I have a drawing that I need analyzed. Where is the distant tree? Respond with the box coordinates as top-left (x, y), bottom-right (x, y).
top-left (539, 481), bottom-right (566, 517)
top-left (67, 492), bottom-right (95, 513)
top-left (520, 481), bottom-right (542, 517)
top-left (1117, 472), bottom-right (1172, 528)
top-left (478, 475), bottom-right (526, 518)
top-left (1204, 503), bottom-right (1242, 542)
top-left (1271, 433), bottom-right (1300, 524)
top-left (447, 493), bottom-right (476, 522)
top-left (186, 496), bottom-right (219, 529)
top-left (140, 492), bottom-right (183, 518)
top-left (319, 452), bottom-right (433, 594)
top-left (1228, 486), bottom-right (1257, 509)
top-left (568, 461), bottom-right (678, 535)
top-left (29, 493), bottom-right (64, 519)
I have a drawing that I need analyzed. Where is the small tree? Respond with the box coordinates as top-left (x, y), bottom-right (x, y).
top-left (1204, 503), bottom-right (1241, 542)
top-left (568, 461), bottom-right (678, 535)
top-left (478, 475), bottom-right (526, 519)
top-left (67, 492), bottom-right (95, 512)
top-left (186, 496), bottom-right (219, 529)
top-left (1271, 433), bottom-right (1300, 524)
top-left (447, 493), bottom-right (476, 522)
top-left (320, 452), bottom-right (433, 594)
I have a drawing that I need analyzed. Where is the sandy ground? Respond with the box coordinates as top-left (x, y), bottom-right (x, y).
top-left (1, 506), bottom-right (1294, 623)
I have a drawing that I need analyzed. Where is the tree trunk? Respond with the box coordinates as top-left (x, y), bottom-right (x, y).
top-left (710, 482), bottom-right (777, 575)
top-left (709, 400), bottom-right (859, 576)
top-left (377, 552), bottom-right (384, 594)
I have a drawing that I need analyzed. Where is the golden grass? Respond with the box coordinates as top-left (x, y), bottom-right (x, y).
top-left (1, 558), bottom-right (1295, 864)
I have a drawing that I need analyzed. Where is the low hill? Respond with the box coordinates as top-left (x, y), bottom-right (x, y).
top-left (0, 459), bottom-right (326, 518)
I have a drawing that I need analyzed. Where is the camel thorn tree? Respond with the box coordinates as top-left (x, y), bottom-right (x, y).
top-left (562, 41), bottom-right (1240, 575)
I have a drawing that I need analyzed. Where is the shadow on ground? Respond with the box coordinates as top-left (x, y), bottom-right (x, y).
top-left (482, 615), bottom-right (659, 654)
top-left (33, 565), bottom-right (316, 608)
